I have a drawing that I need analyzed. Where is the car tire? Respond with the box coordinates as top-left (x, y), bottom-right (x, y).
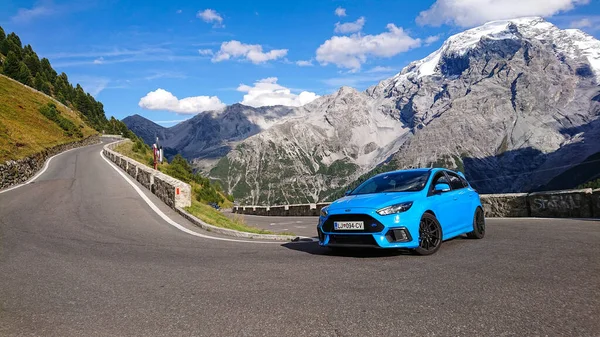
top-left (466, 207), bottom-right (485, 239)
top-left (414, 213), bottom-right (443, 256)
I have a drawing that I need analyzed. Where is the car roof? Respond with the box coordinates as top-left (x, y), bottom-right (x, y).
top-left (373, 167), bottom-right (460, 177)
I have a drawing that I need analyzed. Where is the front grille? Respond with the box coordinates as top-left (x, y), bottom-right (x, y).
top-left (328, 234), bottom-right (378, 247)
top-left (322, 214), bottom-right (385, 233)
top-left (385, 228), bottom-right (412, 243)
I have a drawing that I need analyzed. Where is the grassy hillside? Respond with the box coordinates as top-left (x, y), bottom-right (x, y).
top-left (0, 25), bottom-right (136, 148)
top-left (0, 74), bottom-right (96, 162)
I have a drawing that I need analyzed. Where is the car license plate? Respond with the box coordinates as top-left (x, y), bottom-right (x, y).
top-left (334, 221), bottom-right (364, 230)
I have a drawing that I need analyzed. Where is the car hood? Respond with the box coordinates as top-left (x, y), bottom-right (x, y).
top-left (328, 192), bottom-right (421, 211)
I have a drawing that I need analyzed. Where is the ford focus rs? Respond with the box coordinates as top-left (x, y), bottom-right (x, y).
top-left (317, 168), bottom-right (485, 255)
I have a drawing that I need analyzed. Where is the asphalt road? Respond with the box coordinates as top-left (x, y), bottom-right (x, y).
top-left (225, 212), bottom-right (319, 237)
top-left (1, 140), bottom-right (599, 337)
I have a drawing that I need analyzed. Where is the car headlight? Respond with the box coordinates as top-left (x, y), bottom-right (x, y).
top-left (320, 206), bottom-right (329, 217)
top-left (376, 202), bottom-right (413, 216)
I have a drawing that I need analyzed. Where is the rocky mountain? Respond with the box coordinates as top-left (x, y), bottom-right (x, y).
top-left (122, 114), bottom-right (171, 146)
top-left (366, 17), bottom-right (600, 194)
top-left (123, 104), bottom-right (295, 169)
top-left (207, 17), bottom-right (600, 205)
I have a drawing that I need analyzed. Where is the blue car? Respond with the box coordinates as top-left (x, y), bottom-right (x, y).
top-left (317, 168), bottom-right (485, 255)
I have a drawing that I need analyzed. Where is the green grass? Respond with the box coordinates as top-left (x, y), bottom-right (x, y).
top-left (0, 75), bottom-right (97, 162)
top-left (185, 200), bottom-right (291, 235)
top-left (577, 178), bottom-right (600, 189)
top-left (113, 140), bottom-right (158, 169)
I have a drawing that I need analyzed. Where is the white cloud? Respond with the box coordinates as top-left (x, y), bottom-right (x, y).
top-left (425, 35), bottom-right (441, 45)
top-left (74, 76), bottom-right (110, 97)
top-left (139, 88), bottom-right (225, 114)
top-left (296, 60), bottom-right (314, 67)
top-left (11, 4), bottom-right (55, 23)
top-left (197, 9), bottom-right (224, 27)
top-left (212, 40), bottom-right (288, 64)
top-left (316, 24), bottom-right (421, 70)
top-left (237, 78), bottom-right (319, 107)
top-left (198, 49), bottom-right (214, 56)
top-left (93, 57), bottom-right (104, 64)
top-left (571, 18), bottom-right (592, 28)
top-left (417, 0), bottom-right (590, 27)
top-left (143, 72), bottom-right (186, 81)
top-left (176, 9), bottom-right (182, 14)
top-left (570, 17), bottom-right (592, 28)
top-left (335, 7), bottom-right (347, 17)
top-left (568, 16), bottom-right (600, 31)
top-left (334, 17), bottom-right (366, 34)
top-left (366, 66), bottom-right (395, 73)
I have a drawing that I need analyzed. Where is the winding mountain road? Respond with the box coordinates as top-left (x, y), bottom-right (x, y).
top-left (1, 140), bottom-right (599, 336)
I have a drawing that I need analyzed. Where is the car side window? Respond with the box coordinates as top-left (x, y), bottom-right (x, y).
top-left (446, 172), bottom-right (465, 190)
top-left (459, 176), bottom-right (469, 188)
top-left (432, 172), bottom-right (448, 186)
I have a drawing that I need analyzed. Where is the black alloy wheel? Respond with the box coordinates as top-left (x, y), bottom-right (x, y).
top-left (414, 213), bottom-right (442, 255)
top-left (466, 207), bottom-right (485, 239)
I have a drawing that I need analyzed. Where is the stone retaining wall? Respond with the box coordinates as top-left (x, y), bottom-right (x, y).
top-left (593, 189), bottom-right (600, 218)
top-left (480, 193), bottom-right (529, 217)
top-left (0, 135), bottom-right (100, 190)
top-left (528, 189), bottom-right (593, 218)
top-left (234, 188), bottom-right (600, 218)
top-left (103, 141), bottom-right (191, 209)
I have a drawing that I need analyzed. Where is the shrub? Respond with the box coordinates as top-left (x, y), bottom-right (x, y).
top-left (39, 102), bottom-right (82, 138)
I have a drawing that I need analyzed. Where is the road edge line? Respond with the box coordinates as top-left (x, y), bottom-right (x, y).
top-left (100, 149), bottom-right (285, 244)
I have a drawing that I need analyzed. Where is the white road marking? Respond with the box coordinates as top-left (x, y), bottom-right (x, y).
top-left (100, 149), bottom-right (280, 244)
top-left (295, 226), bottom-right (307, 229)
top-left (0, 145), bottom-right (84, 194)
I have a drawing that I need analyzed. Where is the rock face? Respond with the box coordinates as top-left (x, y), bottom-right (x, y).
top-left (209, 17), bottom-right (600, 205)
top-left (368, 17), bottom-right (600, 195)
top-left (210, 87), bottom-right (408, 205)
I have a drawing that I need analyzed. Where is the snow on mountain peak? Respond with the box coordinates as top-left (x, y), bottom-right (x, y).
top-left (386, 17), bottom-right (600, 82)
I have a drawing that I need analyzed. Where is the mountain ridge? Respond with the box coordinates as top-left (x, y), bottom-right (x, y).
top-left (124, 17), bottom-right (600, 205)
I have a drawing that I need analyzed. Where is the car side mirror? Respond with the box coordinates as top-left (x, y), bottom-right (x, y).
top-left (434, 183), bottom-right (451, 193)
top-left (344, 189), bottom-right (352, 196)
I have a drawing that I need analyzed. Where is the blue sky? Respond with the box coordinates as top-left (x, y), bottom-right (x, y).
top-left (2, 0), bottom-right (600, 126)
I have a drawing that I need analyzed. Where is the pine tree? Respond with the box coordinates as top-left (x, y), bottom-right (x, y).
top-left (23, 53), bottom-right (41, 76)
top-left (0, 39), bottom-right (8, 55)
top-left (34, 72), bottom-right (45, 90)
top-left (6, 33), bottom-right (22, 49)
top-left (40, 58), bottom-right (57, 84)
top-left (0, 26), bottom-right (5, 44)
top-left (2, 51), bottom-right (20, 78)
top-left (16, 61), bottom-right (33, 86)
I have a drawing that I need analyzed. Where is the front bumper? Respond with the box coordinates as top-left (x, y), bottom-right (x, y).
top-left (317, 208), bottom-right (421, 249)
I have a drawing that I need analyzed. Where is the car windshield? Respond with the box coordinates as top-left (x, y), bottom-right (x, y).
top-left (350, 171), bottom-right (431, 195)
